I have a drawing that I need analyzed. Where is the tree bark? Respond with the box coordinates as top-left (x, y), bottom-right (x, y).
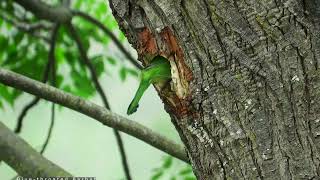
top-left (108, 0), bottom-right (320, 179)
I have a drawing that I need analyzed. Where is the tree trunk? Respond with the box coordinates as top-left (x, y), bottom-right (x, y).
top-left (108, 0), bottom-right (320, 179)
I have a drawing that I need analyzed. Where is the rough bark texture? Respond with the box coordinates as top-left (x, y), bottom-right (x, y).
top-left (109, 0), bottom-right (320, 179)
top-left (0, 121), bottom-right (72, 177)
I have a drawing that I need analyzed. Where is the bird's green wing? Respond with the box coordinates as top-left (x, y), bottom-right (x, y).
top-left (127, 56), bottom-right (171, 115)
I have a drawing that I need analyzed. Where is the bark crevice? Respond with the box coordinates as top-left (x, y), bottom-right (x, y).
top-left (109, 0), bottom-right (320, 179)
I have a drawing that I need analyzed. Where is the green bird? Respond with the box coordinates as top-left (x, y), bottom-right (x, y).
top-left (127, 56), bottom-right (171, 115)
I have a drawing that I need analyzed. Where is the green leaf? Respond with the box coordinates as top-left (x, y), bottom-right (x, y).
top-left (118, 67), bottom-right (138, 82)
top-left (184, 176), bottom-right (196, 180)
top-left (55, 74), bottom-right (64, 88)
top-left (12, 60), bottom-right (43, 80)
top-left (0, 100), bottom-right (3, 109)
top-left (13, 32), bottom-right (24, 44)
top-left (62, 85), bottom-right (72, 93)
top-left (96, 4), bottom-right (107, 15)
top-left (106, 56), bottom-right (117, 65)
top-left (74, 0), bottom-right (82, 9)
top-left (11, 89), bottom-right (22, 101)
top-left (0, 36), bottom-right (8, 55)
top-left (118, 31), bottom-right (127, 42)
top-left (126, 68), bottom-right (139, 77)
top-left (91, 55), bottom-right (105, 77)
top-left (3, 45), bottom-right (18, 65)
top-left (179, 167), bottom-right (193, 175)
top-left (81, 35), bottom-right (90, 52)
top-left (70, 70), bottom-right (95, 98)
top-left (0, 84), bottom-right (21, 107)
top-left (151, 171), bottom-right (163, 180)
top-left (119, 67), bottom-right (127, 81)
top-left (63, 48), bottom-right (77, 67)
top-left (0, 85), bottom-right (13, 105)
top-left (162, 156), bottom-right (173, 169)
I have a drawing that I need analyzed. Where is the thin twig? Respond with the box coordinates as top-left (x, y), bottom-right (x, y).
top-left (14, 29), bottom-right (56, 133)
top-left (67, 23), bottom-right (132, 180)
top-left (0, 12), bottom-right (50, 42)
top-left (113, 130), bottom-right (131, 179)
top-left (40, 24), bottom-right (60, 155)
top-left (14, 98), bottom-right (40, 133)
top-left (72, 10), bottom-right (143, 70)
top-left (40, 103), bottom-right (55, 155)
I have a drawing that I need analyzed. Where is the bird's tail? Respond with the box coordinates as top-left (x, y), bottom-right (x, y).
top-left (127, 79), bottom-right (150, 115)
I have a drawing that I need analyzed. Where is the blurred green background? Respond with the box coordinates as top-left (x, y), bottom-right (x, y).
top-left (0, 0), bottom-right (195, 179)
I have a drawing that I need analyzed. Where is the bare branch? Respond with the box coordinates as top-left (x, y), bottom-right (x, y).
top-left (14, 0), bottom-right (72, 23)
top-left (0, 121), bottom-right (72, 176)
top-left (0, 68), bottom-right (189, 163)
top-left (67, 23), bottom-right (132, 179)
top-left (40, 24), bottom-right (60, 154)
top-left (72, 10), bottom-right (143, 70)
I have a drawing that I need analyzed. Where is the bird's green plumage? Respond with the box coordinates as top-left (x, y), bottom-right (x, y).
top-left (127, 56), bottom-right (171, 115)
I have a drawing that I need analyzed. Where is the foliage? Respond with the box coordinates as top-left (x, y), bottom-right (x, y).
top-left (0, 0), bottom-right (138, 108)
top-left (151, 156), bottom-right (196, 180)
